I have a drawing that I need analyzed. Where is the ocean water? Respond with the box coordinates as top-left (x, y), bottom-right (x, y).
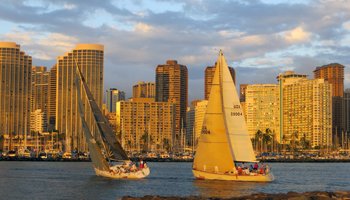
top-left (0, 161), bottom-right (349, 200)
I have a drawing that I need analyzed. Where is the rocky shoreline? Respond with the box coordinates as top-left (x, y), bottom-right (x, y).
top-left (122, 191), bottom-right (350, 200)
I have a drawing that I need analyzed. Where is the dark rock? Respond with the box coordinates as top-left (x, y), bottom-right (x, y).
top-left (122, 191), bottom-right (350, 200)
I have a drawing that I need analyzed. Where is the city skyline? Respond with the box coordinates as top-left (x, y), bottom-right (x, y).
top-left (0, 0), bottom-right (349, 101)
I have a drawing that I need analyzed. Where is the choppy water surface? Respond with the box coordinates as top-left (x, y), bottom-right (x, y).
top-left (0, 162), bottom-right (349, 200)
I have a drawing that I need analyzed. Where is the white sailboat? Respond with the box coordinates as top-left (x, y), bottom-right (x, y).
top-left (192, 51), bottom-right (274, 182)
top-left (75, 61), bottom-right (150, 179)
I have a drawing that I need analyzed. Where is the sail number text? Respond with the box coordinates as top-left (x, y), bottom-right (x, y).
top-left (231, 112), bottom-right (242, 116)
top-left (231, 104), bottom-right (242, 116)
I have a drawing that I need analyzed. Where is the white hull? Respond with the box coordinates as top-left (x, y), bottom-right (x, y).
top-left (95, 167), bottom-right (150, 179)
top-left (192, 169), bottom-right (274, 182)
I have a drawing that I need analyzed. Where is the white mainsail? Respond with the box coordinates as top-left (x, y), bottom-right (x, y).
top-left (219, 52), bottom-right (256, 162)
top-left (193, 50), bottom-right (256, 174)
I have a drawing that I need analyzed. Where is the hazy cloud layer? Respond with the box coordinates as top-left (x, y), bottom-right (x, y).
top-left (0, 0), bottom-right (349, 100)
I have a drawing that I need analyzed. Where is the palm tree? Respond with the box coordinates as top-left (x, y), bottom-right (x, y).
top-left (255, 130), bottom-right (263, 153)
top-left (264, 128), bottom-right (273, 152)
top-left (262, 129), bottom-right (273, 152)
top-left (291, 131), bottom-right (299, 154)
top-left (141, 132), bottom-right (149, 152)
top-left (282, 135), bottom-right (287, 157)
top-left (300, 133), bottom-right (310, 150)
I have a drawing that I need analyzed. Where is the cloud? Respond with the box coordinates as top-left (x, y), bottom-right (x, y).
top-left (343, 21), bottom-right (350, 31)
top-left (282, 26), bottom-right (312, 43)
top-left (0, 0), bottom-right (350, 99)
top-left (1, 29), bottom-right (78, 60)
top-left (2, 30), bottom-right (33, 45)
top-left (39, 33), bottom-right (77, 49)
top-left (134, 22), bottom-right (153, 32)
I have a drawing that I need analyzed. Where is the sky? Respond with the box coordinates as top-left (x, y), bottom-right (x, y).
top-left (1, 0), bottom-right (350, 101)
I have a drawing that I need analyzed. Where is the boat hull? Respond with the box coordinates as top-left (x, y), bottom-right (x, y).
top-left (192, 169), bottom-right (274, 182)
top-left (95, 167), bottom-right (150, 179)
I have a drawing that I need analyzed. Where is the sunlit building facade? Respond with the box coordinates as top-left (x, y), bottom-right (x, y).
top-left (279, 71), bottom-right (332, 147)
top-left (56, 44), bottom-right (104, 152)
top-left (0, 42), bottom-right (31, 146)
top-left (245, 84), bottom-right (280, 141)
top-left (133, 81), bottom-right (155, 98)
top-left (116, 98), bottom-right (175, 152)
top-left (30, 109), bottom-right (45, 133)
top-left (314, 63), bottom-right (345, 144)
top-left (194, 100), bottom-right (208, 146)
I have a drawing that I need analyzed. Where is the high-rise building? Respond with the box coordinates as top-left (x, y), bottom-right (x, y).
top-left (116, 98), bottom-right (175, 152)
top-left (278, 71), bottom-right (332, 147)
top-left (205, 65), bottom-right (235, 100)
top-left (314, 63), bottom-right (344, 97)
top-left (0, 42), bottom-right (31, 150)
top-left (47, 65), bottom-right (57, 131)
top-left (245, 84), bottom-right (280, 141)
top-left (106, 88), bottom-right (125, 113)
top-left (156, 60), bottom-right (188, 144)
top-left (194, 100), bottom-right (208, 147)
top-left (345, 89), bottom-right (350, 133)
top-left (56, 44), bottom-right (104, 152)
top-left (314, 63), bottom-right (345, 145)
top-left (133, 81), bottom-right (155, 98)
top-left (31, 66), bottom-right (49, 132)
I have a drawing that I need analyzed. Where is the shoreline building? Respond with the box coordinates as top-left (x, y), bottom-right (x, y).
top-left (56, 44), bottom-right (104, 152)
top-left (156, 60), bottom-right (188, 150)
top-left (0, 42), bottom-right (32, 151)
top-left (205, 65), bottom-right (235, 100)
top-left (314, 63), bottom-right (345, 145)
top-left (105, 88), bottom-right (125, 113)
top-left (116, 98), bottom-right (175, 152)
top-left (278, 71), bottom-right (332, 148)
top-left (133, 81), bottom-right (155, 98)
top-left (245, 84), bottom-right (280, 141)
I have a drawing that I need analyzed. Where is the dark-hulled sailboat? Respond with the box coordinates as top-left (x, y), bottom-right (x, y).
top-left (75, 60), bottom-right (150, 179)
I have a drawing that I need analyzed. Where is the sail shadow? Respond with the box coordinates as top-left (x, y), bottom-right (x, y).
top-left (193, 179), bottom-right (267, 198)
